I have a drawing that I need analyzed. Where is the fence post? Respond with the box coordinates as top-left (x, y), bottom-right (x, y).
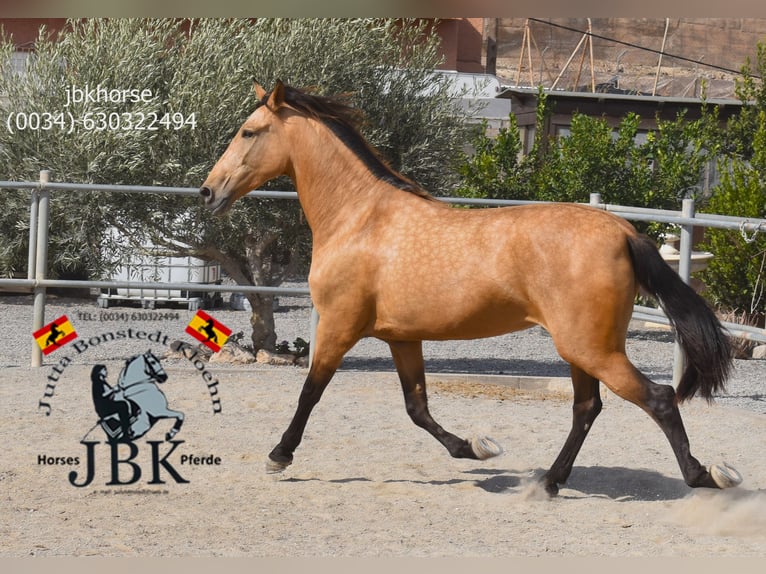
top-left (31, 170), bottom-right (51, 368)
top-left (672, 198), bottom-right (695, 386)
top-left (27, 189), bottom-right (39, 280)
top-left (589, 193), bottom-right (602, 207)
top-left (308, 305), bottom-right (319, 369)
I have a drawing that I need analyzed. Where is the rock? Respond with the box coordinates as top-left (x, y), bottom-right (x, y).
top-left (751, 345), bottom-right (766, 360)
top-left (255, 349), bottom-right (300, 366)
top-left (209, 341), bottom-right (256, 364)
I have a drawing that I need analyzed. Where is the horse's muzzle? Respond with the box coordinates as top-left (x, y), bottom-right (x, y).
top-left (199, 186), bottom-right (228, 214)
top-left (199, 186), bottom-right (213, 203)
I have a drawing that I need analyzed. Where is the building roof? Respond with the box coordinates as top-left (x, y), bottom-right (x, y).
top-left (498, 86), bottom-right (744, 124)
top-left (499, 86), bottom-right (742, 109)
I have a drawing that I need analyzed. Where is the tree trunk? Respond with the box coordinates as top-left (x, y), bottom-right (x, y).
top-left (247, 293), bottom-right (277, 353)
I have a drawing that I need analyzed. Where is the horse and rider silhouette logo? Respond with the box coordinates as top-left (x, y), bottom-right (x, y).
top-left (88, 350), bottom-right (184, 443)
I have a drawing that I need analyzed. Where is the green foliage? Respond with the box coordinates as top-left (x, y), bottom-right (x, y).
top-left (536, 112), bottom-right (652, 205)
top-left (698, 43), bottom-right (766, 316)
top-left (648, 104), bottom-right (722, 205)
top-left (457, 87), bottom-right (550, 201)
top-left (457, 114), bottom-right (534, 200)
top-left (725, 42), bottom-right (766, 160)
top-left (455, 50), bottom-right (766, 316)
top-left (274, 337), bottom-right (309, 357)
top-left (700, 110), bottom-right (766, 315)
top-left (456, 94), bottom-right (719, 239)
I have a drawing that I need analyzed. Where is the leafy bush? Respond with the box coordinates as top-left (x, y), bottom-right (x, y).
top-left (457, 114), bottom-right (536, 200)
top-left (698, 42), bottom-right (766, 318)
top-left (700, 109), bottom-right (766, 317)
top-left (456, 94), bottom-right (720, 239)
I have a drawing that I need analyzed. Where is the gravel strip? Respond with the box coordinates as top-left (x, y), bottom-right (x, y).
top-left (2, 284), bottom-right (764, 414)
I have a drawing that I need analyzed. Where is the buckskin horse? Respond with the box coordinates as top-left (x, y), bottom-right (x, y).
top-left (200, 80), bottom-right (741, 495)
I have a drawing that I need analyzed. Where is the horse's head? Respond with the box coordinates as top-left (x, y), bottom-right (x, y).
top-left (143, 350), bottom-right (168, 384)
top-left (119, 350), bottom-right (167, 388)
top-left (200, 80), bottom-right (292, 215)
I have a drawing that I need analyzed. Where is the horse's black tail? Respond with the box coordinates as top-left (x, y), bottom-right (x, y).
top-left (626, 233), bottom-right (732, 402)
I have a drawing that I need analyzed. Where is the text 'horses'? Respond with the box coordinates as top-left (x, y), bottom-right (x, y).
top-left (200, 81), bottom-right (740, 495)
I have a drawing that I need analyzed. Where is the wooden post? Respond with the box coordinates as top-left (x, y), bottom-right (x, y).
top-left (653, 18), bottom-right (670, 96)
top-left (588, 19), bottom-right (596, 92)
top-left (483, 17), bottom-right (498, 76)
top-left (515, 20), bottom-right (529, 86)
top-left (551, 32), bottom-right (588, 91)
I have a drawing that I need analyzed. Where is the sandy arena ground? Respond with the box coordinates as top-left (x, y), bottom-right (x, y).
top-left (2, 359), bottom-right (765, 558)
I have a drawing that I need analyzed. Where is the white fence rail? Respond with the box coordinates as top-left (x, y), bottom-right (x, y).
top-left (3, 171), bottom-right (766, 376)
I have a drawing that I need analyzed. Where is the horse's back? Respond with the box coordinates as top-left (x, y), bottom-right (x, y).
top-left (314, 198), bottom-right (639, 343)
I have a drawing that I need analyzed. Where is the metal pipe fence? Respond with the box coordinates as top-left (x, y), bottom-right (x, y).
top-left (2, 171), bottom-right (766, 375)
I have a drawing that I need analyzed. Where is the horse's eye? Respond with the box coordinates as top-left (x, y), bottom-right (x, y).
top-left (241, 129), bottom-right (256, 139)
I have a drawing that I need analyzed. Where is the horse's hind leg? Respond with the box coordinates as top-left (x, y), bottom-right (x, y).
top-left (165, 410), bottom-right (185, 440)
top-left (638, 374), bottom-right (741, 489)
top-left (389, 340), bottom-right (502, 460)
top-left (542, 366), bottom-right (602, 496)
top-left (585, 353), bottom-right (740, 490)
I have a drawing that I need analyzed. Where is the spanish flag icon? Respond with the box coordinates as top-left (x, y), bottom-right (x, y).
top-left (185, 309), bottom-right (231, 353)
top-left (33, 315), bottom-right (78, 355)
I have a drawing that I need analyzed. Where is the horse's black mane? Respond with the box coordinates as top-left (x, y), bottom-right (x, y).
top-left (259, 85), bottom-right (434, 200)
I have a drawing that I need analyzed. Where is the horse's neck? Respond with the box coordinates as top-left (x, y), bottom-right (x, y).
top-left (288, 124), bottom-right (388, 239)
top-left (120, 360), bottom-right (147, 387)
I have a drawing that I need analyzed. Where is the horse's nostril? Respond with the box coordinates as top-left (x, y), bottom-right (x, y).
top-left (199, 186), bottom-right (213, 200)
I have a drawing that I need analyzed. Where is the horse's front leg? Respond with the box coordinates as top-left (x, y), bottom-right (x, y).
top-left (266, 324), bottom-right (357, 473)
top-left (388, 340), bottom-right (502, 460)
top-left (541, 366), bottom-right (602, 496)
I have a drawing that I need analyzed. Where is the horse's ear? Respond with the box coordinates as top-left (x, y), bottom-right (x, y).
top-left (266, 79), bottom-right (285, 111)
top-left (254, 82), bottom-right (267, 101)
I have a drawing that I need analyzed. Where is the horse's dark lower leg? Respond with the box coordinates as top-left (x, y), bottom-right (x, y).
top-left (642, 383), bottom-right (718, 488)
top-left (542, 366), bottom-right (602, 496)
top-left (267, 362), bottom-right (337, 472)
top-left (266, 320), bottom-right (363, 473)
top-left (166, 414), bottom-right (184, 441)
top-left (389, 341), bottom-right (501, 460)
top-left (595, 357), bottom-right (739, 489)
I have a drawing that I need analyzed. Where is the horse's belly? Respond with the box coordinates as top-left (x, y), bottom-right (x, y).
top-left (371, 291), bottom-right (536, 341)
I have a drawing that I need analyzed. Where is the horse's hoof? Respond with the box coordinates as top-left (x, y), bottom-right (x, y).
top-left (265, 457), bottom-right (292, 474)
top-left (471, 436), bottom-right (503, 460)
top-left (543, 481), bottom-right (560, 497)
top-left (710, 462), bottom-right (742, 489)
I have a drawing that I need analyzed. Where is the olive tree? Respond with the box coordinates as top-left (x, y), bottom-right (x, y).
top-left (0, 18), bottom-right (470, 351)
